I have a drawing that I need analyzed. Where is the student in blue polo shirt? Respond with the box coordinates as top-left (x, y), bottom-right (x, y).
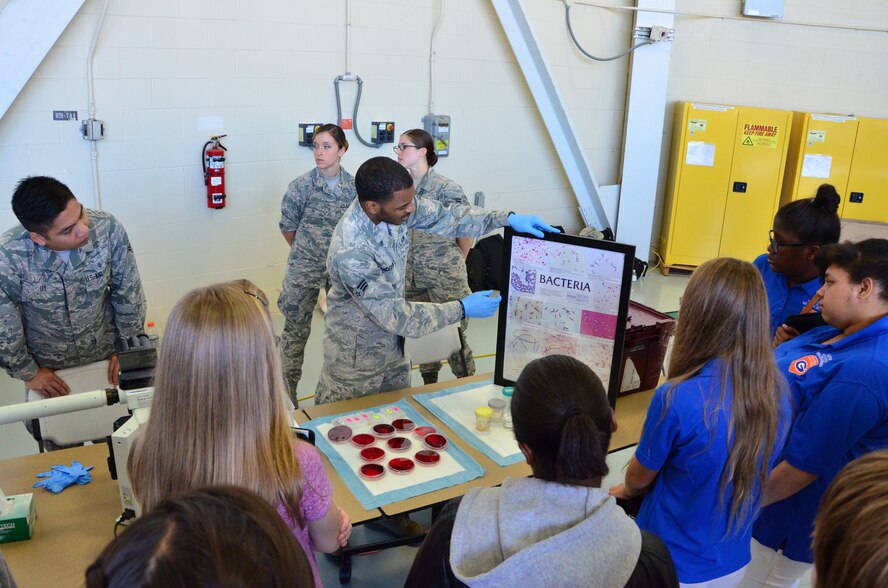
top-left (611, 258), bottom-right (790, 587)
top-left (753, 184), bottom-right (840, 345)
top-left (743, 239), bottom-right (888, 588)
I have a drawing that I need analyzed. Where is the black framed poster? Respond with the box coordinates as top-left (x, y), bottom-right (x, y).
top-left (494, 228), bottom-right (636, 408)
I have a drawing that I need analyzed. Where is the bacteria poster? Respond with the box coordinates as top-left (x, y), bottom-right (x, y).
top-left (496, 230), bottom-right (635, 405)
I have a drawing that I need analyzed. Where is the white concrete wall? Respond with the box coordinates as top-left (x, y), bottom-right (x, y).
top-left (0, 0), bottom-right (886, 329)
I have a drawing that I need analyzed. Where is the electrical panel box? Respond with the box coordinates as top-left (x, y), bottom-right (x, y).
top-left (80, 119), bottom-right (105, 141)
top-left (660, 102), bottom-right (792, 269)
top-left (422, 114), bottom-right (451, 157)
top-left (298, 123), bottom-right (324, 147)
top-left (782, 113), bottom-right (859, 215)
top-left (371, 121), bottom-right (395, 144)
top-left (742, 0), bottom-right (784, 18)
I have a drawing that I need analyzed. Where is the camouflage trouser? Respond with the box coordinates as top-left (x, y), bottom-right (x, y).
top-left (278, 285), bottom-right (320, 407)
top-left (405, 284), bottom-right (475, 379)
top-left (315, 359), bottom-right (411, 405)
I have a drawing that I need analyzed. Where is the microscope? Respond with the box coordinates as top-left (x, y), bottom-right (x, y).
top-left (0, 334), bottom-right (156, 522)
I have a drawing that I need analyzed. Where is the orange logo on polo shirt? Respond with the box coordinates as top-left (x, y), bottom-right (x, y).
top-left (788, 355), bottom-right (819, 376)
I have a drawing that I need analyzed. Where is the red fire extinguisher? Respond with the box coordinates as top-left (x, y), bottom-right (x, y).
top-left (202, 135), bottom-right (227, 209)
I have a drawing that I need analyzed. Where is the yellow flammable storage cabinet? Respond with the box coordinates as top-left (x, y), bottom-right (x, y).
top-left (845, 117), bottom-right (888, 223)
top-left (782, 112), bottom-right (859, 214)
top-left (660, 102), bottom-right (793, 270)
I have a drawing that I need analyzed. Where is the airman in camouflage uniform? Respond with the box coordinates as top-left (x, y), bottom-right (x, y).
top-left (315, 195), bottom-right (509, 404)
top-left (0, 210), bottom-right (147, 385)
top-left (405, 169), bottom-right (475, 383)
top-left (277, 167), bottom-right (356, 403)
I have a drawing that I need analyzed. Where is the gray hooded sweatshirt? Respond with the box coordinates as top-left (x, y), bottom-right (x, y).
top-left (449, 477), bottom-right (642, 588)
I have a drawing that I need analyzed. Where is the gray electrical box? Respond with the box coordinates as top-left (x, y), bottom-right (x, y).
top-left (742, 0), bottom-right (784, 18)
top-left (422, 114), bottom-right (451, 157)
top-left (80, 119), bottom-right (105, 141)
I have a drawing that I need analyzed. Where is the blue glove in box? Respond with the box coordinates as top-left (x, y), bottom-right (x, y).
top-left (0, 493), bottom-right (36, 543)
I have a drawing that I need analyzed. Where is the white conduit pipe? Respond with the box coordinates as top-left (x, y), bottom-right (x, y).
top-left (428, 0), bottom-right (445, 114)
top-left (568, 0), bottom-right (888, 34)
top-left (86, 0), bottom-right (111, 210)
top-left (345, 0), bottom-right (352, 74)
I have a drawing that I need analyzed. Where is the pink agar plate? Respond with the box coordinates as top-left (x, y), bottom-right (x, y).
top-left (413, 426), bottom-right (436, 438)
top-left (415, 450), bottom-right (440, 466)
top-left (360, 447), bottom-right (386, 462)
top-left (359, 463), bottom-right (385, 480)
top-left (392, 418), bottom-right (415, 432)
top-left (327, 425), bottom-right (352, 444)
top-left (386, 437), bottom-right (412, 452)
top-left (388, 457), bottom-right (415, 474)
top-left (423, 433), bottom-right (448, 450)
top-left (372, 423), bottom-right (396, 438)
top-left (351, 433), bottom-right (376, 448)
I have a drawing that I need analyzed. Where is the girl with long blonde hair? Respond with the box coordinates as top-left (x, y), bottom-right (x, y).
top-left (610, 258), bottom-right (790, 587)
top-left (128, 280), bottom-right (350, 586)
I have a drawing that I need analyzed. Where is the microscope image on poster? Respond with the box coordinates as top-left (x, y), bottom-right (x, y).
top-left (495, 228), bottom-right (635, 407)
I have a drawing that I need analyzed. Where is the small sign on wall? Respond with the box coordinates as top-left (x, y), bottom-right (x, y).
top-left (52, 110), bottom-right (77, 121)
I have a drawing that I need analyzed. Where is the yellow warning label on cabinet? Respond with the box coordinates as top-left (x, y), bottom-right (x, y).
top-left (741, 123), bottom-right (779, 148)
top-left (688, 119), bottom-right (706, 132)
top-left (807, 129), bottom-right (826, 143)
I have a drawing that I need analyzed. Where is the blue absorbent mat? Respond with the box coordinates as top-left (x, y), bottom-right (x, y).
top-left (302, 398), bottom-right (484, 510)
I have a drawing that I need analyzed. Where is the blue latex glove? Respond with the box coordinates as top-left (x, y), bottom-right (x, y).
top-left (33, 460), bottom-right (94, 494)
top-left (461, 290), bottom-right (502, 318)
top-left (508, 213), bottom-right (560, 238)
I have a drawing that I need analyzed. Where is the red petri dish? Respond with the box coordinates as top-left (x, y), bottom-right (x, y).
top-left (388, 457), bottom-right (415, 475)
top-left (413, 426), bottom-right (436, 439)
top-left (351, 433), bottom-right (376, 448)
top-left (392, 418), bottom-right (415, 432)
top-left (327, 425), bottom-right (352, 444)
top-left (360, 447), bottom-right (386, 462)
top-left (372, 423), bottom-right (396, 438)
top-left (386, 437), bottom-right (412, 452)
top-left (359, 463), bottom-right (385, 481)
top-left (415, 450), bottom-right (440, 466)
top-left (423, 433), bottom-right (448, 450)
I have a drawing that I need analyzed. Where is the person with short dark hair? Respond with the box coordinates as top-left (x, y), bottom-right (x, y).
top-left (744, 239), bottom-right (888, 587)
top-left (0, 176), bottom-right (146, 412)
top-left (811, 450), bottom-right (888, 587)
top-left (315, 156), bottom-right (556, 404)
top-left (398, 129), bottom-right (476, 385)
top-left (85, 485), bottom-right (316, 587)
top-left (753, 184), bottom-right (841, 344)
top-left (405, 355), bottom-right (678, 588)
top-left (277, 124), bottom-right (356, 405)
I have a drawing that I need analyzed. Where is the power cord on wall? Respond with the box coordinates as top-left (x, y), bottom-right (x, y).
top-left (563, 1), bottom-right (655, 62)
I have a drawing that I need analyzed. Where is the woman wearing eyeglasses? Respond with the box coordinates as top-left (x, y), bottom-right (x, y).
top-left (278, 124), bottom-right (357, 404)
top-left (753, 184), bottom-right (840, 345)
top-left (395, 129), bottom-right (475, 385)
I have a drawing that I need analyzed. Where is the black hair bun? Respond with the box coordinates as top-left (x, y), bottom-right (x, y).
top-left (813, 184), bottom-right (841, 214)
